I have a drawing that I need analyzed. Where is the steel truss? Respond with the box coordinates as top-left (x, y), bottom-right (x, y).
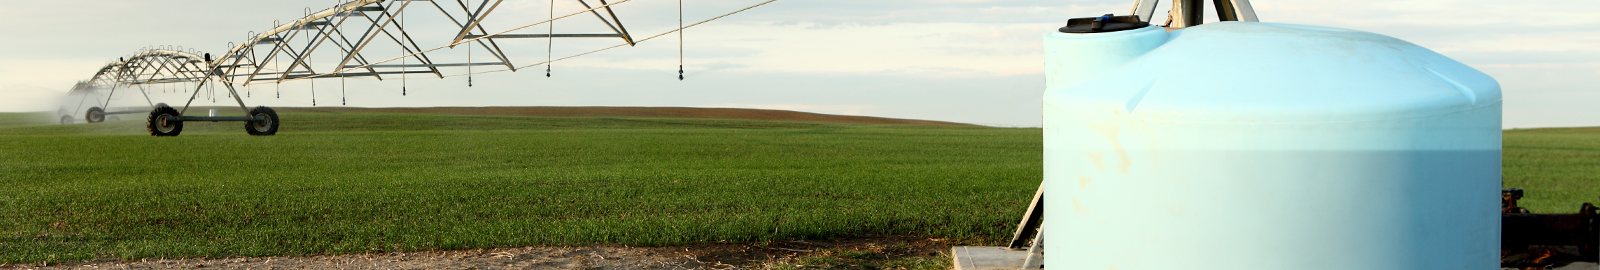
top-left (65, 0), bottom-right (778, 136)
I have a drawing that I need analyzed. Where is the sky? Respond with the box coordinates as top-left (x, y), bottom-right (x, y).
top-left (0, 0), bottom-right (1595, 128)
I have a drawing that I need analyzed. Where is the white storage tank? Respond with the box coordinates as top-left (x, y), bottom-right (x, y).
top-left (1043, 22), bottom-right (1501, 269)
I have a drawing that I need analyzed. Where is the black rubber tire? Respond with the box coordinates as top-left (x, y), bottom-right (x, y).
top-left (60, 115), bottom-right (73, 125)
top-left (245, 106), bottom-right (279, 136)
top-left (146, 104), bottom-right (183, 136)
top-left (85, 107), bottom-right (105, 123)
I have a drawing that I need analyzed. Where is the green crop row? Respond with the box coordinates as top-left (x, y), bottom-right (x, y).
top-left (0, 113), bottom-right (1039, 263)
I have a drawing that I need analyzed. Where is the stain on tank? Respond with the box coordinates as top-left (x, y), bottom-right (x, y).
top-left (1073, 197), bottom-right (1083, 215)
top-left (1087, 152), bottom-right (1106, 171)
top-left (1090, 120), bottom-right (1132, 174)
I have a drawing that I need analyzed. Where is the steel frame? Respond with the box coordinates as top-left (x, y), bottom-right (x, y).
top-left (212, 0), bottom-right (636, 87)
top-left (63, 0), bottom-right (782, 135)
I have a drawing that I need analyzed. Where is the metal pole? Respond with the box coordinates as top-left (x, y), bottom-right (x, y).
top-left (1182, 0), bottom-right (1204, 27)
top-left (450, 0), bottom-right (504, 46)
top-left (334, 0), bottom-right (416, 77)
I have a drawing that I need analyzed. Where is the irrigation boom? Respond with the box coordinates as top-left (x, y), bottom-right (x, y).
top-left (63, 0), bottom-right (778, 136)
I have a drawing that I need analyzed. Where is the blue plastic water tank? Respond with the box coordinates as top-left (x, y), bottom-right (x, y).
top-left (1043, 22), bottom-right (1501, 269)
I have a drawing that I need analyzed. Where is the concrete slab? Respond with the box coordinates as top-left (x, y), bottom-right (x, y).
top-left (951, 246), bottom-right (1029, 270)
top-left (1550, 261), bottom-right (1598, 270)
top-left (1503, 262), bottom-right (1599, 270)
top-left (954, 246), bottom-right (1600, 270)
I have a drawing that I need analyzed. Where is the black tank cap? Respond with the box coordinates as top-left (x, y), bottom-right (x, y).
top-left (1059, 14), bottom-right (1150, 33)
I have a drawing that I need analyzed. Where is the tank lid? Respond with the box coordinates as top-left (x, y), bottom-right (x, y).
top-left (1059, 14), bottom-right (1150, 33)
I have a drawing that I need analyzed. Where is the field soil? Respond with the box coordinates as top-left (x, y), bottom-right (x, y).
top-left (268, 106), bottom-right (973, 126)
top-left (7, 237), bottom-right (953, 270)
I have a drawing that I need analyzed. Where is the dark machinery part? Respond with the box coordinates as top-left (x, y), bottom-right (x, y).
top-left (245, 106), bottom-right (279, 136)
top-left (59, 115), bottom-right (73, 125)
top-left (1180, 0), bottom-right (1204, 27)
top-left (1059, 14), bottom-right (1149, 33)
top-left (86, 107), bottom-right (105, 123)
top-left (1504, 188), bottom-right (1530, 214)
top-left (1501, 189), bottom-right (1599, 268)
top-left (146, 104), bottom-right (183, 137)
top-left (1211, 0), bottom-right (1244, 21)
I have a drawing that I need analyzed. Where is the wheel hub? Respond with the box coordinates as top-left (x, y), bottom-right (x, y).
top-left (158, 115), bottom-right (175, 132)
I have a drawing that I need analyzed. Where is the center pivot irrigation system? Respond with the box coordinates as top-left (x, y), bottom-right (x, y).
top-left (62, 0), bottom-right (777, 136)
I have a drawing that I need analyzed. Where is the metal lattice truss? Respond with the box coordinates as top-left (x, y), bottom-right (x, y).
top-left (214, 0), bottom-right (642, 85)
top-left (63, 0), bottom-right (780, 135)
top-left (64, 49), bottom-right (215, 122)
top-left (71, 0), bottom-right (647, 101)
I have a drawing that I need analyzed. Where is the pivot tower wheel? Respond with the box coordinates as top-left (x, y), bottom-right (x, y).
top-left (85, 107), bottom-right (105, 123)
top-left (146, 103), bottom-right (183, 136)
top-left (246, 106), bottom-right (278, 136)
top-left (59, 115), bottom-right (73, 125)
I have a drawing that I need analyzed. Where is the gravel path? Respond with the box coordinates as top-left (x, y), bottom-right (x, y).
top-left (4, 237), bottom-right (955, 270)
top-left (7, 246), bottom-right (710, 270)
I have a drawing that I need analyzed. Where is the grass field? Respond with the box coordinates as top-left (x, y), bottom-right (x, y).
top-left (0, 111), bottom-right (1038, 264)
top-left (0, 110), bottom-right (1596, 265)
top-left (1503, 127), bottom-right (1600, 212)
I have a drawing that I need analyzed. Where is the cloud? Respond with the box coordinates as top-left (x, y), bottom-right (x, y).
top-left (1452, 51), bottom-right (1600, 66)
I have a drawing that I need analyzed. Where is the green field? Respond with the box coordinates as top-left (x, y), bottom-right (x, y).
top-left (0, 111), bottom-right (1596, 264)
top-left (0, 112), bottom-right (1039, 264)
top-left (1504, 127), bottom-right (1600, 212)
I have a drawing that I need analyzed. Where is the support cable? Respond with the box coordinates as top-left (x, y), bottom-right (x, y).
top-left (402, 5), bottom-right (408, 96)
top-left (505, 0), bottom-right (778, 72)
top-left (340, 1), bottom-right (348, 105)
top-left (307, 24), bottom-right (317, 107)
top-left (468, 0), bottom-right (474, 87)
top-left (546, 0), bottom-right (554, 78)
top-left (275, 51), bottom-right (282, 99)
top-left (678, 0), bottom-right (683, 80)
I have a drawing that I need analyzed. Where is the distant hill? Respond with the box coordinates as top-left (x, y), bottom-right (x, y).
top-left (270, 106), bottom-right (974, 126)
